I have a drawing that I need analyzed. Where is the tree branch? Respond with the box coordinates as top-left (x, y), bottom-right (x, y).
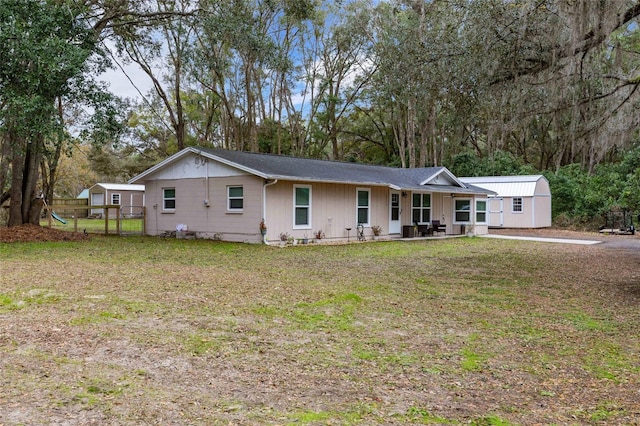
top-left (492, 1), bottom-right (640, 85)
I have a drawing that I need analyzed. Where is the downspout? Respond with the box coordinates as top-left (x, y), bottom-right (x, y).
top-left (262, 179), bottom-right (278, 245)
top-left (204, 159), bottom-right (210, 207)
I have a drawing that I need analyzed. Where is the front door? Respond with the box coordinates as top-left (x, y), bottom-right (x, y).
top-left (389, 191), bottom-right (401, 234)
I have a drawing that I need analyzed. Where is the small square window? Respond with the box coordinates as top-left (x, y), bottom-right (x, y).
top-left (512, 197), bottom-right (523, 213)
top-left (163, 188), bottom-right (176, 210)
top-left (111, 193), bottom-right (121, 205)
top-left (454, 199), bottom-right (471, 223)
top-left (228, 186), bottom-right (244, 211)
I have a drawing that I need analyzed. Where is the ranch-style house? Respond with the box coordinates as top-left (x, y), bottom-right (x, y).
top-left (129, 147), bottom-right (495, 243)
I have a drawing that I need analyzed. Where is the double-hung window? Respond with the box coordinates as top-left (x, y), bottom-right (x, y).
top-left (228, 186), bottom-right (244, 212)
top-left (476, 200), bottom-right (487, 223)
top-left (163, 188), bottom-right (176, 211)
top-left (512, 197), bottom-right (523, 213)
top-left (412, 193), bottom-right (431, 224)
top-left (111, 193), bottom-right (121, 205)
top-left (454, 199), bottom-right (471, 223)
top-left (356, 188), bottom-right (370, 225)
top-left (294, 185), bottom-right (311, 228)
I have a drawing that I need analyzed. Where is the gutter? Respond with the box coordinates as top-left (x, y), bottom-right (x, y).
top-left (262, 179), bottom-right (278, 245)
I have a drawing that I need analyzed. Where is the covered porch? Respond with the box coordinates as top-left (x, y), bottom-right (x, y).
top-left (388, 188), bottom-right (490, 239)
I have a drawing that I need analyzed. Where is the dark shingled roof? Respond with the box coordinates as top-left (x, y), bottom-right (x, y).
top-left (200, 148), bottom-right (439, 186)
top-left (131, 147), bottom-right (493, 195)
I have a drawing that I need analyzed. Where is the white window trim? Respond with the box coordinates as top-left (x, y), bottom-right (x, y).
top-left (512, 197), bottom-right (523, 214)
top-left (227, 185), bottom-right (244, 212)
top-left (453, 198), bottom-right (472, 224)
top-left (356, 188), bottom-right (371, 226)
top-left (162, 188), bottom-right (176, 212)
top-left (293, 184), bottom-right (312, 229)
top-left (475, 199), bottom-right (488, 224)
top-left (111, 193), bottom-right (121, 205)
top-left (411, 193), bottom-right (432, 224)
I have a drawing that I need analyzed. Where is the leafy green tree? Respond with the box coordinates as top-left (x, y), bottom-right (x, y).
top-left (0, 0), bottom-right (100, 225)
top-left (115, 0), bottom-right (197, 152)
top-left (0, 0), bottom-right (186, 226)
top-left (257, 118), bottom-right (293, 154)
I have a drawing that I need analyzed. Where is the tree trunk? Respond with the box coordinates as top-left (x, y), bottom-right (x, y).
top-left (393, 106), bottom-right (407, 168)
top-left (8, 134), bottom-right (25, 227)
top-left (8, 132), bottom-right (44, 226)
top-left (22, 136), bottom-right (44, 225)
top-left (407, 97), bottom-right (416, 168)
top-left (42, 97), bottom-right (65, 204)
top-left (0, 135), bottom-right (10, 204)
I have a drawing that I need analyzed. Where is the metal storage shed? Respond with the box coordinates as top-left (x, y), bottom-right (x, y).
top-left (460, 175), bottom-right (551, 228)
top-left (88, 183), bottom-right (145, 218)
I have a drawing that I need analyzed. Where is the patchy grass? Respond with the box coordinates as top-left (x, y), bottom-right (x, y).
top-left (1, 235), bottom-right (640, 424)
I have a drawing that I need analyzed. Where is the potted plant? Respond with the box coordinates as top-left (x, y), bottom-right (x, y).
top-left (314, 229), bottom-right (325, 243)
top-left (371, 225), bottom-right (382, 240)
top-left (279, 232), bottom-right (290, 247)
top-left (259, 219), bottom-right (267, 236)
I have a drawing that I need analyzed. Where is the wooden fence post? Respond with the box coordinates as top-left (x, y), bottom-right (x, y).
top-left (116, 206), bottom-right (121, 235)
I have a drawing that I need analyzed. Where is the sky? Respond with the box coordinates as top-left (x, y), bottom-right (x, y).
top-left (99, 62), bottom-right (153, 101)
top-left (98, 41), bottom-right (156, 101)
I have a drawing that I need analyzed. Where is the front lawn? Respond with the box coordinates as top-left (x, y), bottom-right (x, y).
top-left (40, 217), bottom-right (144, 235)
top-left (0, 236), bottom-right (638, 425)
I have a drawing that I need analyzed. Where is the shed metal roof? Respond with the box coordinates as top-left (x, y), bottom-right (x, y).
top-left (90, 183), bottom-right (145, 192)
top-left (460, 175), bottom-right (548, 197)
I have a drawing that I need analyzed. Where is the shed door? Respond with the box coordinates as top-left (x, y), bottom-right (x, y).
top-left (91, 193), bottom-right (104, 216)
top-left (489, 197), bottom-right (503, 227)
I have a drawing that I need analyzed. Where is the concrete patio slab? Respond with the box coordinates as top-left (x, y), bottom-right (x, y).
top-left (480, 234), bottom-right (602, 245)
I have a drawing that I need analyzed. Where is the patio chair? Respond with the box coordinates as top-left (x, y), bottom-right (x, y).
top-left (414, 222), bottom-right (431, 237)
top-left (356, 223), bottom-right (366, 241)
top-left (431, 220), bottom-right (446, 235)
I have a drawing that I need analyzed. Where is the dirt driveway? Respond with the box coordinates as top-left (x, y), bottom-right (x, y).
top-left (489, 227), bottom-right (640, 252)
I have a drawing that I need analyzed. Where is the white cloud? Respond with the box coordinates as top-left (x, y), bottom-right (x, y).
top-left (97, 40), bottom-right (157, 101)
top-left (99, 61), bottom-right (154, 101)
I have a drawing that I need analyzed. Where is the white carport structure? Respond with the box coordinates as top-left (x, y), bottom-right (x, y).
top-left (460, 175), bottom-right (551, 228)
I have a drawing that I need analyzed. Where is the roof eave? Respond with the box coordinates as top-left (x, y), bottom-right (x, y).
top-left (402, 185), bottom-right (496, 196)
top-left (265, 175), bottom-right (396, 188)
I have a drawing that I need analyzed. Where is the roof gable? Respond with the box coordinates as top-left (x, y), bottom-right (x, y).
top-left (419, 168), bottom-right (464, 187)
